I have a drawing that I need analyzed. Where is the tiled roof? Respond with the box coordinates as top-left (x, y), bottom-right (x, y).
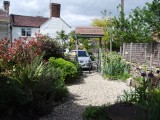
top-left (10, 14), bottom-right (49, 28)
top-left (75, 27), bottom-right (104, 36)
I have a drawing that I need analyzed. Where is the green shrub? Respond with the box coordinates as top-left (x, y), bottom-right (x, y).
top-left (31, 61), bottom-right (68, 114)
top-left (121, 88), bottom-right (160, 120)
top-left (134, 76), bottom-right (143, 83)
top-left (49, 57), bottom-right (78, 83)
top-left (83, 105), bottom-right (111, 120)
top-left (0, 76), bottom-right (26, 115)
top-left (71, 60), bottom-right (83, 78)
top-left (120, 75), bottom-right (160, 120)
top-left (103, 52), bottom-right (130, 80)
top-left (0, 55), bottom-right (68, 119)
top-left (120, 77), bottom-right (148, 104)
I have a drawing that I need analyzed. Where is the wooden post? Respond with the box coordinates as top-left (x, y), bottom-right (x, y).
top-left (122, 43), bottom-right (125, 57)
top-left (98, 37), bottom-right (102, 73)
top-left (130, 42), bottom-right (133, 62)
top-left (140, 43), bottom-right (142, 63)
top-left (75, 35), bottom-right (78, 60)
top-left (158, 44), bottom-right (160, 67)
top-left (135, 44), bottom-right (137, 62)
top-left (145, 44), bottom-right (147, 63)
top-left (150, 43), bottom-right (153, 67)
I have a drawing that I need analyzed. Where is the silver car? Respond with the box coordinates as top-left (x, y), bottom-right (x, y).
top-left (71, 50), bottom-right (92, 69)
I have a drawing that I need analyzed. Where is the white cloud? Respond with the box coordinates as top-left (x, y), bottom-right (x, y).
top-left (0, 0), bottom-right (153, 27)
top-left (63, 14), bottom-right (100, 27)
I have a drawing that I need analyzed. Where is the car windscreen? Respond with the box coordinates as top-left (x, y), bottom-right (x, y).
top-left (78, 51), bottom-right (89, 57)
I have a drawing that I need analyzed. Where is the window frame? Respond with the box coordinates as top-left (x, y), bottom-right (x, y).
top-left (21, 27), bottom-right (32, 37)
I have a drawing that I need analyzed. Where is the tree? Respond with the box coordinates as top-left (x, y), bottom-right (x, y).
top-left (144, 0), bottom-right (160, 41)
top-left (91, 11), bottom-right (114, 51)
top-left (68, 31), bottom-right (76, 50)
top-left (56, 30), bottom-right (68, 53)
top-left (79, 38), bottom-right (90, 50)
top-left (113, 8), bottom-right (152, 44)
top-left (113, 0), bottom-right (160, 44)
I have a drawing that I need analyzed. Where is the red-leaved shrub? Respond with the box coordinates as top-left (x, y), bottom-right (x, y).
top-left (0, 37), bottom-right (42, 65)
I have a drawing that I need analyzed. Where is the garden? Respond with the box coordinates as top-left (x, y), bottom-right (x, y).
top-left (1, 0), bottom-right (160, 119)
top-left (83, 52), bottom-right (160, 120)
top-left (82, 0), bottom-right (160, 119)
top-left (0, 34), bottom-right (81, 120)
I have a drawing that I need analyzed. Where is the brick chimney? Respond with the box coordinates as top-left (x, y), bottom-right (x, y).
top-left (3, 1), bottom-right (10, 14)
top-left (50, 3), bottom-right (61, 18)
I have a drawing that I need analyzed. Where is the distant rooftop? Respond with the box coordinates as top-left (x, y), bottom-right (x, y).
top-left (10, 14), bottom-right (49, 28)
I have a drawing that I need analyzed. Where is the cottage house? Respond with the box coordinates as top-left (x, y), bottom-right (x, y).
top-left (10, 14), bottom-right (48, 41)
top-left (0, 1), bottom-right (72, 42)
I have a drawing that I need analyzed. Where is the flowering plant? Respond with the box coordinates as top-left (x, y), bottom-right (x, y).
top-left (0, 36), bottom-right (43, 65)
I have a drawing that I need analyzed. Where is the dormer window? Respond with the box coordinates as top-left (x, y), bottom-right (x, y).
top-left (21, 28), bottom-right (31, 37)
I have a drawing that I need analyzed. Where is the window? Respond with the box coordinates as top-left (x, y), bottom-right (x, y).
top-left (78, 51), bottom-right (89, 57)
top-left (21, 28), bottom-right (31, 37)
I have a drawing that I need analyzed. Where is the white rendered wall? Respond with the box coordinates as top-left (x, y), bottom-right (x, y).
top-left (0, 25), bottom-right (9, 40)
top-left (11, 26), bottom-right (39, 41)
top-left (40, 17), bottom-right (72, 39)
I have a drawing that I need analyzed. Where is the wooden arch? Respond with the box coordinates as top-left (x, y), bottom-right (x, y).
top-left (75, 27), bottom-right (104, 73)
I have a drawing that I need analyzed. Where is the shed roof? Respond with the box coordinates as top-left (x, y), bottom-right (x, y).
top-left (75, 27), bottom-right (104, 37)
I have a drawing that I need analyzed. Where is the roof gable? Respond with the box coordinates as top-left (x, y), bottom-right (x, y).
top-left (10, 14), bottom-right (49, 28)
top-left (40, 17), bottom-right (71, 28)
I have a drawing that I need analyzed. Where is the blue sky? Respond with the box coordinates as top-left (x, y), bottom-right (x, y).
top-left (0, 0), bottom-right (153, 27)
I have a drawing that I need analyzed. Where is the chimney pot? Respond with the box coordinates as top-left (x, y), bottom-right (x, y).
top-left (3, 1), bottom-right (10, 13)
top-left (50, 3), bottom-right (61, 18)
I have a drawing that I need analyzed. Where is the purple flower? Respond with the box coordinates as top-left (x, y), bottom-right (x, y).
top-left (148, 71), bottom-right (154, 78)
top-left (141, 72), bottom-right (146, 77)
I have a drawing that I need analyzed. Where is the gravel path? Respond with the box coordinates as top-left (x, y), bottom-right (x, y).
top-left (40, 72), bottom-right (131, 120)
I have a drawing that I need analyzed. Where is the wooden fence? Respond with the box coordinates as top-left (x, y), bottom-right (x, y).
top-left (123, 42), bottom-right (160, 67)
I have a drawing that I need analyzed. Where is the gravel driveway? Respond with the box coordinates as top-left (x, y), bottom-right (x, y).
top-left (40, 71), bottom-right (131, 120)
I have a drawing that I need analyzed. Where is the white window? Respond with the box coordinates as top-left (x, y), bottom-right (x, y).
top-left (21, 28), bottom-right (31, 37)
